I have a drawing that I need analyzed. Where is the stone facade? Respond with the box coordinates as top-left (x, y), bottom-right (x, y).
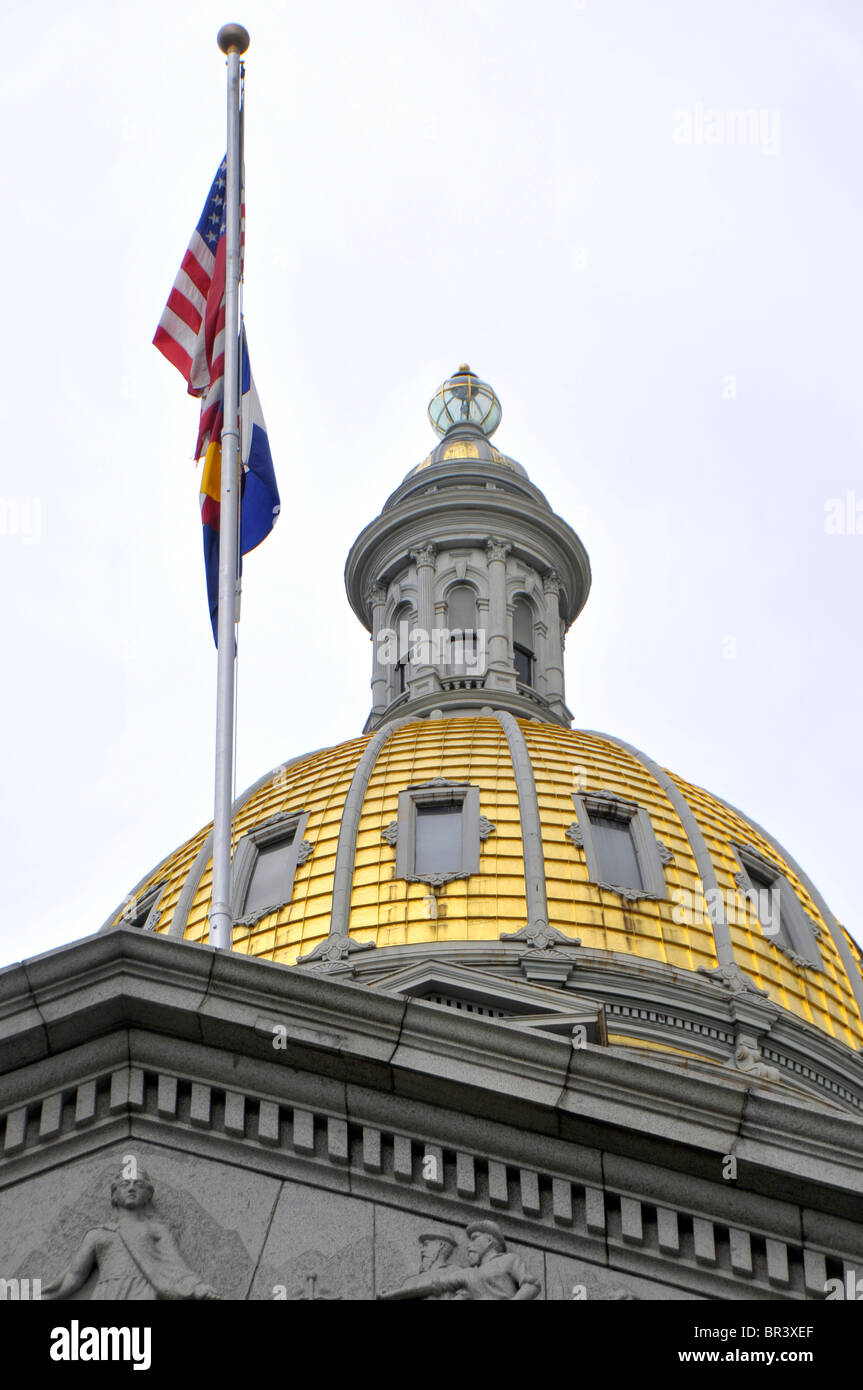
top-left (2, 931), bottom-right (861, 1301)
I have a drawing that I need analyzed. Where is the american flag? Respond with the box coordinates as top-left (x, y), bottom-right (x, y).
top-left (154, 157), bottom-right (277, 646)
top-left (153, 157), bottom-right (243, 459)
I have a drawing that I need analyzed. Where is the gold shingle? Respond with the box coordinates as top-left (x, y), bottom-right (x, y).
top-left (131, 717), bottom-right (861, 1046)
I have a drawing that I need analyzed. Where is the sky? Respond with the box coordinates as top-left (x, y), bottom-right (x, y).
top-left (1, 0), bottom-right (861, 969)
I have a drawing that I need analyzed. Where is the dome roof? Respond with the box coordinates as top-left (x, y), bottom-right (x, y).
top-left (110, 716), bottom-right (863, 1057)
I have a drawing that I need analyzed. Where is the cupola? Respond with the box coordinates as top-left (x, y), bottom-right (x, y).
top-left (344, 366), bottom-right (592, 730)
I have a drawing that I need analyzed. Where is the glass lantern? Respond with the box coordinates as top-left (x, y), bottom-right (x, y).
top-left (428, 365), bottom-right (502, 438)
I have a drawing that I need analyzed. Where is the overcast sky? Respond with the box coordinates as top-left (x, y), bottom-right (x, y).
top-left (2, 0), bottom-right (860, 969)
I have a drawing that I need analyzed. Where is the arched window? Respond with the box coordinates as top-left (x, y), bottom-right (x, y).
top-left (446, 584), bottom-right (478, 675)
top-left (513, 599), bottom-right (535, 686)
top-left (392, 604), bottom-right (414, 697)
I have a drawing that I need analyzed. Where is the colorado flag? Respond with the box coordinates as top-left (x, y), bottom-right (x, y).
top-left (200, 331), bottom-right (280, 644)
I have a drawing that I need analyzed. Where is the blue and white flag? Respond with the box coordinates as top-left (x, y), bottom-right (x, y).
top-left (200, 328), bottom-right (280, 644)
top-left (239, 329), bottom-right (280, 556)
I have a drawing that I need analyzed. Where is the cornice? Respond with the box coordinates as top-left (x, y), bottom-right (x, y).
top-left (384, 456), bottom-right (550, 511)
top-left (3, 930), bottom-right (863, 1214)
top-left (3, 943), bottom-right (863, 1300)
top-left (345, 487), bottom-right (591, 631)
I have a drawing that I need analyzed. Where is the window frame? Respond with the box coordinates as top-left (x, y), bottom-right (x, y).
top-left (385, 779), bottom-right (495, 887)
top-left (390, 603), bottom-right (415, 702)
top-left (512, 596), bottom-right (536, 687)
top-left (732, 842), bottom-right (823, 970)
top-left (118, 881), bottom-right (166, 931)
top-left (444, 581), bottom-right (480, 676)
top-left (568, 790), bottom-right (671, 901)
top-left (231, 810), bottom-right (313, 927)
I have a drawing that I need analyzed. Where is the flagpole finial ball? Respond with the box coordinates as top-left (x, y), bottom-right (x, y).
top-left (217, 23), bottom-right (250, 54)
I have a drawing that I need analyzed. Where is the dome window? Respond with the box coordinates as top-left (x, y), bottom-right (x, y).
top-left (733, 845), bottom-right (823, 970)
top-left (415, 802), bottom-right (463, 877)
top-left (513, 600), bottom-right (535, 687)
top-left (589, 814), bottom-right (644, 893)
top-left (568, 790), bottom-right (672, 901)
top-left (117, 881), bottom-right (165, 931)
top-left (231, 811), bottom-right (314, 927)
top-left (391, 604), bottom-right (415, 700)
top-left (446, 584), bottom-right (479, 676)
top-left (381, 779), bottom-right (496, 888)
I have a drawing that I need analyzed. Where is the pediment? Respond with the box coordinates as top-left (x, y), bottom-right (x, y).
top-left (367, 958), bottom-right (606, 1045)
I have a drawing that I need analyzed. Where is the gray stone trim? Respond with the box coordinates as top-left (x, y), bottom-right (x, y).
top-left (699, 962), bottom-right (767, 997)
top-left (492, 711), bottom-right (549, 930)
top-left (367, 682), bottom-right (570, 732)
top-left (605, 1002), bottom-right (735, 1052)
top-left (1, 982), bottom-right (860, 1300)
top-left (231, 810), bottom-right (312, 927)
top-left (570, 788), bottom-right (669, 901)
top-left (114, 880), bottom-right (166, 933)
top-left (315, 716), bottom-right (414, 946)
top-left (346, 938), bottom-right (863, 1113)
top-left (384, 779), bottom-right (495, 887)
top-left (2, 931), bottom-right (863, 1233)
top-left (3, 927), bottom-right (860, 1216)
top-left (732, 842), bottom-right (823, 971)
top-left (712, 789), bottom-right (863, 1021)
top-left (583, 731), bottom-right (735, 969)
top-left (98, 871), bottom-right (167, 936)
top-left (365, 959), bottom-right (600, 1038)
top-left (346, 478), bottom-right (591, 634)
top-left (1, 1056), bottom-right (847, 1300)
top-left (163, 749), bottom-right (328, 940)
top-left (762, 1045), bottom-right (862, 1111)
top-left (501, 922), bottom-right (582, 952)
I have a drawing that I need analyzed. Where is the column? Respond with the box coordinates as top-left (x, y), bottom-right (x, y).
top-left (485, 539), bottom-right (515, 691)
top-left (366, 584), bottom-right (388, 713)
top-left (409, 544), bottom-right (439, 694)
top-left (543, 570), bottom-right (566, 712)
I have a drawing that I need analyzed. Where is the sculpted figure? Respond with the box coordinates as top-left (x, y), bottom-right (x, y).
top-left (380, 1220), bottom-right (541, 1301)
top-left (392, 1231), bottom-right (460, 1300)
top-left (43, 1173), bottom-right (219, 1302)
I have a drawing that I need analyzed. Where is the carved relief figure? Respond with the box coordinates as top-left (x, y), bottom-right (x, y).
top-left (380, 1220), bottom-right (541, 1301)
top-left (43, 1174), bottom-right (219, 1302)
top-left (392, 1230), bottom-right (460, 1300)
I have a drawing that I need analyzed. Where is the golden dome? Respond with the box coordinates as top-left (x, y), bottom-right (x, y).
top-left (107, 367), bottom-right (863, 1118)
top-left (113, 716), bottom-right (863, 1054)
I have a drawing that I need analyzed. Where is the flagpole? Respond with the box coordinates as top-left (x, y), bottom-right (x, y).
top-left (209, 22), bottom-right (249, 952)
